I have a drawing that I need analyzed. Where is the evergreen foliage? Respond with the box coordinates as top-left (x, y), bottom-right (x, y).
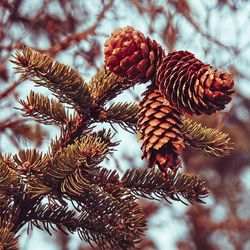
top-left (0, 33), bottom-right (234, 248)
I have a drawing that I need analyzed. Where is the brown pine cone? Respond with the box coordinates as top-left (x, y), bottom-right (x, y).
top-left (155, 50), bottom-right (234, 115)
top-left (137, 84), bottom-right (185, 172)
top-left (104, 26), bottom-right (165, 83)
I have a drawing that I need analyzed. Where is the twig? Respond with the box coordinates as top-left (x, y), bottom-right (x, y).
top-left (48, 0), bottom-right (114, 56)
top-left (0, 77), bottom-right (26, 100)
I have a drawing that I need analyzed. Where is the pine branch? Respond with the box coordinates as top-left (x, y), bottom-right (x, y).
top-left (11, 47), bottom-right (92, 113)
top-left (81, 166), bottom-right (208, 205)
top-left (74, 187), bottom-right (146, 250)
top-left (88, 67), bottom-right (135, 105)
top-left (103, 102), bottom-right (138, 132)
top-left (0, 133), bottom-right (208, 249)
top-left (52, 130), bottom-right (118, 197)
top-left (29, 193), bottom-right (145, 250)
top-left (26, 169), bottom-right (146, 250)
top-left (29, 203), bottom-right (76, 235)
top-left (60, 168), bottom-right (92, 197)
top-left (13, 149), bottom-right (49, 176)
top-left (12, 149), bottom-right (52, 197)
top-left (181, 117), bottom-right (233, 157)
top-left (0, 218), bottom-right (18, 250)
top-left (49, 117), bottom-right (90, 153)
top-left (53, 165), bottom-right (206, 248)
top-left (18, 91), bottom-right (75, 125)
top-left (122, 168), bottom-right (208, 204)
top-left (28, 154), bottom-right (146, 249)
top-left (0, 155), bottom-right (19, 206)
top-left (56, 130), bottom-right (119, 198)
top-left (58, 166), bottom-right (146, 248)
top-left (47, 130), bottom-right (117, 184)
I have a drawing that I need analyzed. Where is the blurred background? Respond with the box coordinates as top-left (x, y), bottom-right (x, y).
top-left (1, 0), bottom-right (250, 249)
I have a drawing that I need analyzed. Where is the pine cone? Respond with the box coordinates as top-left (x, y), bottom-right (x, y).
top-left (137, 84), bottom-right (185, 172)
top-left (155, 50), bottom-right (234, 115)
top-left (104, 26), bottom-right (165, 83)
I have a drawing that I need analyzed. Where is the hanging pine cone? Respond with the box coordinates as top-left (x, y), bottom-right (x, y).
top-left (137, 84), bottom-right (185, 172)
top-left (155, 50), bottom-right (234, 115)
top-left (104, 26), bottom-right (165, 83)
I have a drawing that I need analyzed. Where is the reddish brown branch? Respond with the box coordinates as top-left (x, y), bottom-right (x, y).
top-left (0, 77), bottom-right (25, 100)
top-left (0, 118), bottom-right (30, 132)
top-left (48, 0), bottom-right (114, 56)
